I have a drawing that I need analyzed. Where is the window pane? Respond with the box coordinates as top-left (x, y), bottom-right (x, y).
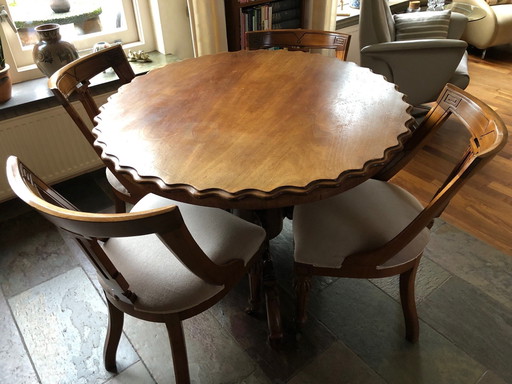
top-left (8, 0), bottom-right (127, 48)
top-left (0, 0), bottom-right (155, 83)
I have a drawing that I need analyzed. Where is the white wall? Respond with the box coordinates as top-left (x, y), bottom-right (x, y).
top-left (150, 0), bottom-right (194, 59)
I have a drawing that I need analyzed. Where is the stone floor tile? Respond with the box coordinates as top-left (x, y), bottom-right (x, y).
top-left (237, 368), bottom-right (273, 384)
top-left (210, 277), bottom-right (336, 383)
top-left (287, 341), bottom-right (385, 384)
top-left (123, 310), bottom-right (262, 384)
top-left (8, 267), bottom-right (139, 384)
top-left (370, 256), bottom-right (451, 304)
top-left (0, 211), bottom-right (79, 298)
top-left (476, 370), bottom-right (509, 384)
top-left (419, 275), bottom-right (512, 383)
top-left (58, 229), bottom-right (105, 297)
top-left (104, 361), bottom-right (155, 384)
top-left (0, 287), bottom-right (39, 384)
top-left (425, 221), bottom-right (512, 310)
top-left (311, 278), bottom-right (486, 384)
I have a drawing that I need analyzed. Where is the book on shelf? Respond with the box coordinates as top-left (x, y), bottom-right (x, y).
top-left (240, 4), bottom-right (273, 49)
top-left (271, 0), bottom-right (301, 12)
top-left (235, 0), bottom-right (303, 50)
top-left (272, 8), bottom-right (300, 23)
top-left (237, 0), bottom-right (300, 8)
top-left (272, 19), bottom-right (301, 29)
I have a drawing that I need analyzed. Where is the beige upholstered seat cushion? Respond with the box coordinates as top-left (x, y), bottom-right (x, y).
top-left (100, 194), bottom-right (266, 313)
top-left (105, 168), bottom-right (130, 196)
top-left (394, 10), bottom-right (452, 40)
top-left (293, 179), bottom-right (430, 269)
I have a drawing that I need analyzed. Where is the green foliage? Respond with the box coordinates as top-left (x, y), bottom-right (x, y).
top-left (13, 7), bottom-right (102, 29)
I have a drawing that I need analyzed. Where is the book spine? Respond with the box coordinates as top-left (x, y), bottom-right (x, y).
top-left (271, 0), bottom-right (300, 13)
top-left (272, 8), bottom-right (300, 23)
top-left (272, 18), bottom-right (301, 29)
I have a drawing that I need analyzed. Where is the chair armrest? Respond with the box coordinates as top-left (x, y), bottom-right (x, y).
top-left (447, 12), bottom-right (469, 39)
top-left (361, 40), bottom-right (468, 105)
top-left (459, 0), bottom-right (500, 49)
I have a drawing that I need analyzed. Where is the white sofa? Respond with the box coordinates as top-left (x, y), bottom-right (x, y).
top-left (459, 0), bottom-right (512, 57)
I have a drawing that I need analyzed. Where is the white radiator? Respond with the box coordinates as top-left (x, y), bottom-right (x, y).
top-left (0, 94), bottom-right (112, 203)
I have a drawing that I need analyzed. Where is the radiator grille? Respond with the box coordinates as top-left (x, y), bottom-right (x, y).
top-left (0, 97), bottom-right (110, 202)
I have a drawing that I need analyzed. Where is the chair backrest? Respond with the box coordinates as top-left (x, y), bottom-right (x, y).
top-left (6, 156), bottom-right (240, 305)
top-left (48, 44), bottom-right (135, 146)
top-left (349, 84), bottom-right (507, 268)
top-left (245, 29), bottom-right (351, 61)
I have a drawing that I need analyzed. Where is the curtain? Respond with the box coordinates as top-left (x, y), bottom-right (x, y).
top-left (187, 0), bottom-right (338, 57)
top-left (187, 0), bottom-right (228, 57)
top-left (305, 0), bottom-right (338, 31)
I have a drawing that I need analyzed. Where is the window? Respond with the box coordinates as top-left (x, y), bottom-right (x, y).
top-left (0, 0), bottom-right (155, 83)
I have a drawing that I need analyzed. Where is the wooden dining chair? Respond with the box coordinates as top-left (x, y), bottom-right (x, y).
top-left (6, 155), bottom-right (266, 384)
top-left (48, 44), bottom-right (146, 213)
top-left (245, 29), bottom-right (351, 61)
top-left (292, 84), bottom-right (508, 342)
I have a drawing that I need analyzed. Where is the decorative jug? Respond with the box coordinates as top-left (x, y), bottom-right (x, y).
top-left (32, 23), bottom-right (79, 77)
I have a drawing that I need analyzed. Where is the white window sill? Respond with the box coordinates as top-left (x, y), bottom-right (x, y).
top-left (0, 51), bottom-right (180, 121)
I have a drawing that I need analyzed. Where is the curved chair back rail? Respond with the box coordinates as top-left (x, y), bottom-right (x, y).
top-left (48, 44), bottom-right (135, 143)
top-left (246, 29), bottom-right (351, 61)
top-left (292, 84), bottom-right (508, 342)
top-left (48, 44), bottom-right (146, 211)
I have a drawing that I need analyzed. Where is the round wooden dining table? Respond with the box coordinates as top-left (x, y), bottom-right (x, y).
top-left (93, 49), bottom-right (413, 343)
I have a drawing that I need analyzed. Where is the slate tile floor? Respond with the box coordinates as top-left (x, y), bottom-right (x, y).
top-left (1, 169), bottom-right (511, 384)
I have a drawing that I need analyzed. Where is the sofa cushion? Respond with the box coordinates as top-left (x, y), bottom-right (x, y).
top-left (394, 10), bottom-right (451, 40)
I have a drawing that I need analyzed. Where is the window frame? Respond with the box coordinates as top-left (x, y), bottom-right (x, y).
top-left (0, 0), bottom-right (156, 83)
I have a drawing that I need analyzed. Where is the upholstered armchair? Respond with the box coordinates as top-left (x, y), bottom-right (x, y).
top-left (359, 0), bottom-right (470, 106)
top-left (459, 0), bottom-right (512, 58)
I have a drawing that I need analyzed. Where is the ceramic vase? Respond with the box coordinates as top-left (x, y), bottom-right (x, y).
top-left (32, 23), bottom-right (79, 77)
top-left (0, 64), bottom-right (12, 103)
top-left (350, 0), bottom-right (360, 9)
top-left (50, 0), bottom-right (71, 13)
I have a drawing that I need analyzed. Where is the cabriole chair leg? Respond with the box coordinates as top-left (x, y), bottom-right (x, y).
top-left (112, 192), bottom-right (127, 213)
top-left (104, 297), bottom-right (124, 372)
top-left (165, 316), bottom-right (191, 384)
top-left (246, 257), bottom-right (263, 314)
top-left (399, 259), bottom-right (421, 343)
top-left (294, 270), bottom-right (312, 330)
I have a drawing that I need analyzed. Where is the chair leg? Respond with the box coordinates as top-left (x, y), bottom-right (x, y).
top-left (165, 316), bottom-right (191, 384)
top-left (399, 258), bottom-right (420, 343)
top-left (104, 298), bottom-right (125, 372)
top-left (112, 191), bottom-right (126, 213)
top-left (246, 257), bottom-right (263, 314)
top-left (294, 264), bottom-right (312, 330)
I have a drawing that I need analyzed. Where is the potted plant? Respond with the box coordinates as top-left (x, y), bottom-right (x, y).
top-left (0, 34), bottom-right (13, 103)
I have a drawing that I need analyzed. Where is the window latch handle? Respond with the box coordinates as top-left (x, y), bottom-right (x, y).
top-left (0, 5), bottom-right (17, 33)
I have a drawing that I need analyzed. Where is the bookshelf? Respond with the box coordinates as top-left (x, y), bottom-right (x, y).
top-left (224, 0), bottom-right (306, 51)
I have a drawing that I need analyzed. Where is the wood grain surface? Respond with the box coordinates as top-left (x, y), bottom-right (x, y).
top-left (94, 50), bottom-right (413, 209)
top-left (392, 46), bottom-right (512, 255)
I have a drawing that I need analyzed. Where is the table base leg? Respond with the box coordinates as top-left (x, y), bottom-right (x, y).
top-left (263, 254), bottom-right (283, 346)
top-left (245, 257), bottom-right (262, 315)
top-left (234, 208), bottom-right (284, 345)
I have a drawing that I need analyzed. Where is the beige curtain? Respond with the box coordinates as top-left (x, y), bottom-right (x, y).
top-left (187, 0), bottom-right (228, 57)
top-left (186, 0), bottom-right (337, 57)
top-left (305, 0), bottom-right (338, 31)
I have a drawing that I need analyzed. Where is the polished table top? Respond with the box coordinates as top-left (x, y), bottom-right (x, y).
top-left (94, 50), bottom-right (413, 210)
